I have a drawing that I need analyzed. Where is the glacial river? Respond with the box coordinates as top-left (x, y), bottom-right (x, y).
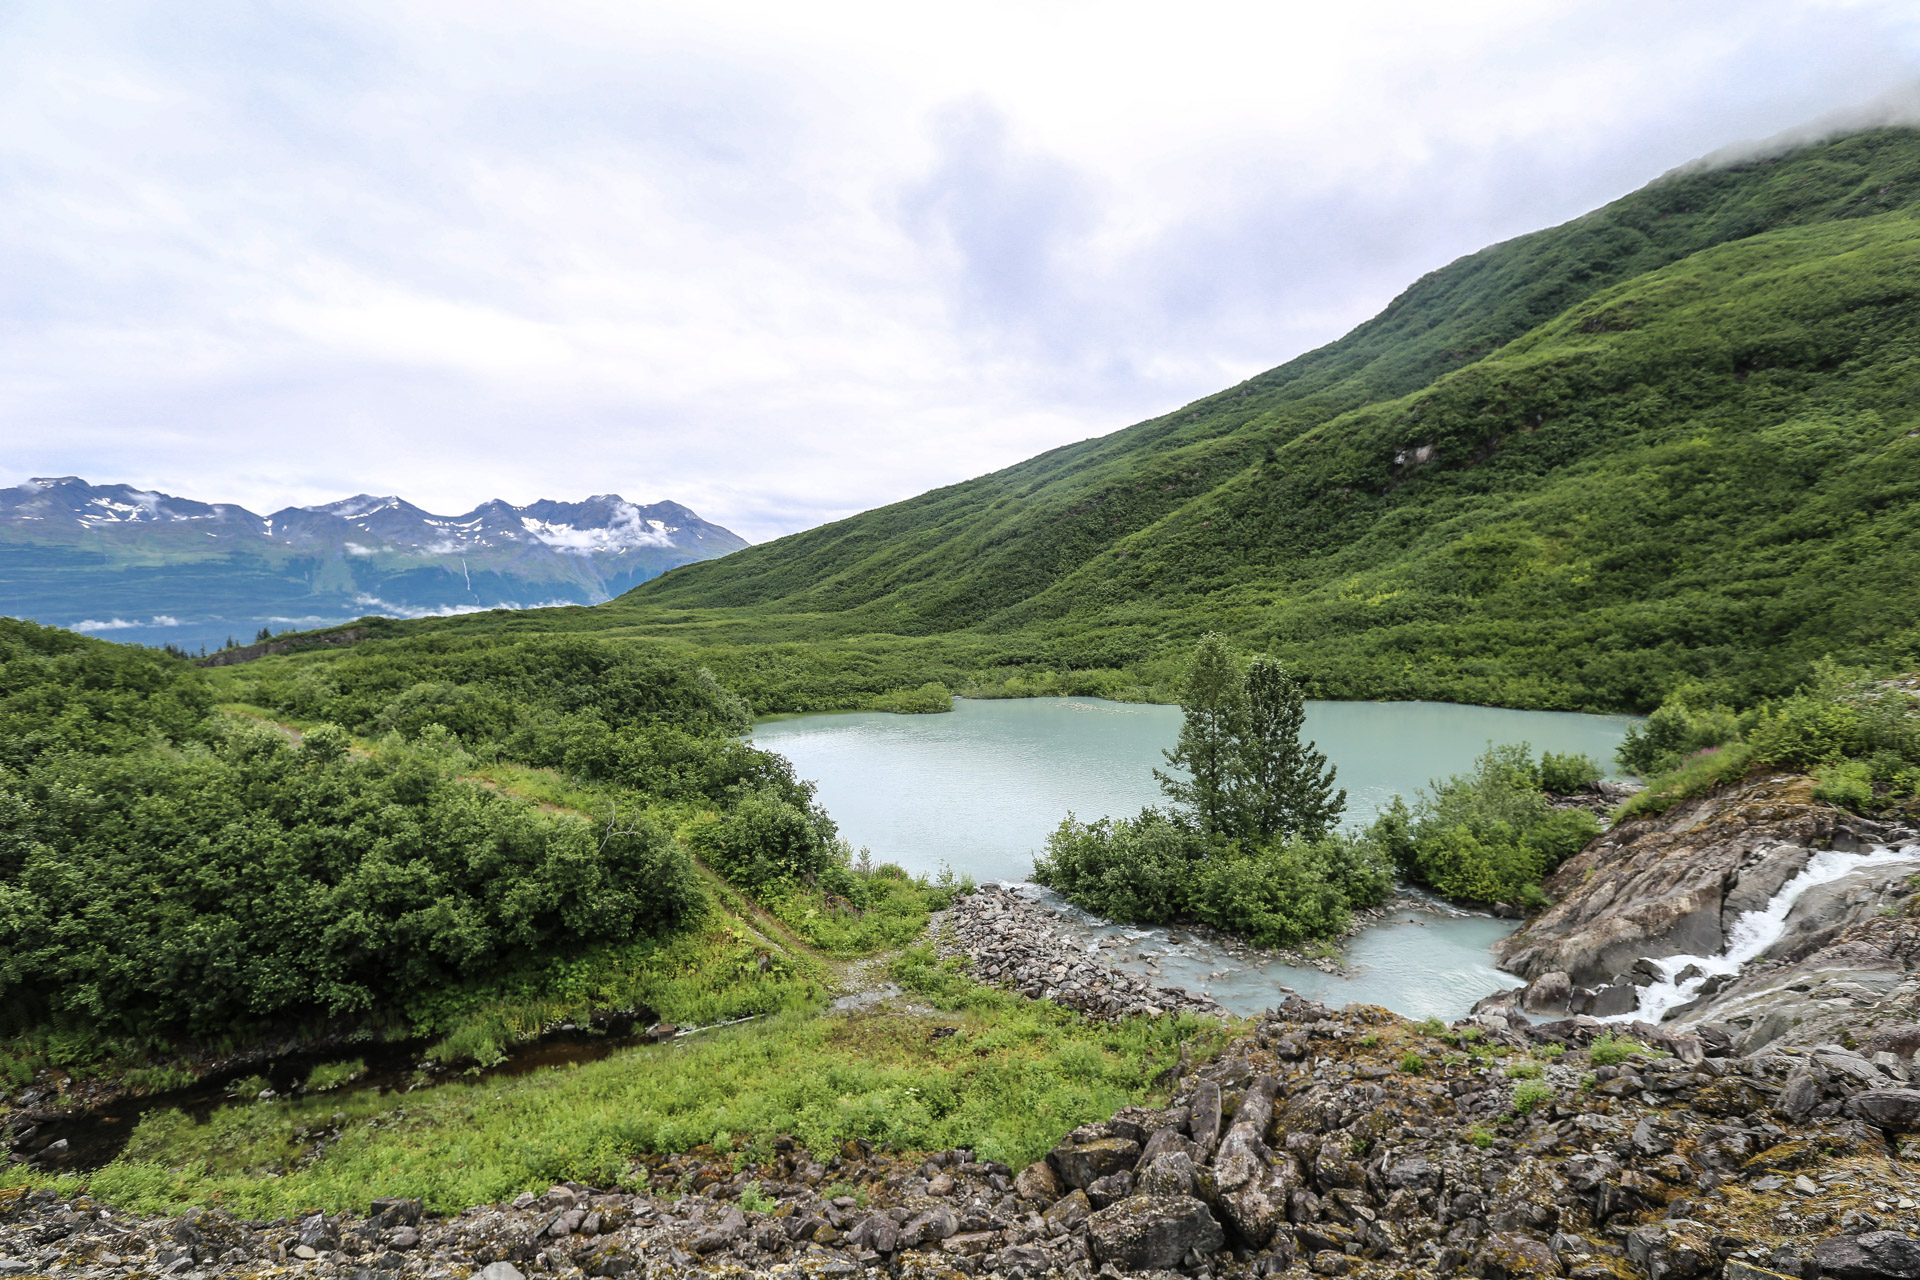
top-left (754, 696), bottom-right (1639, 1019)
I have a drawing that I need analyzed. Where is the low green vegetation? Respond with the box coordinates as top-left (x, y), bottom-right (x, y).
top-left (1619, 663), bottom-right (1920, 817)
top-left (304, 1059), bottom-right (365, 1092)
top-left (1033, 638), bottom-right (1395, 946)
top-left (1588, 1033), bottom-right (1650, 1066)
top-left (38, 948), bottom-right (1228, 1219)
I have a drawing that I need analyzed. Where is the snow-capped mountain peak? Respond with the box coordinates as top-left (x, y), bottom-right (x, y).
top-left (1, 477), bottom-right (749, 644)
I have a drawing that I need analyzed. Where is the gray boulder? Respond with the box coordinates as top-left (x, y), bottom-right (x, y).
top-left (1522, 971), bottom-right (1572, 1013)
top-left (1470, 1231), bottom-right (1560, 1279)
top-left (1135, 1151), bottom-right (1196, 1197)
top-left (1047, 1136), bottom-right (1141, 1189)
top-left (1013, 1160), bottom-right (1060, 1201)
top-left (1625, 1220), bottom-right (1717, 1280)
top-left (1385, 1155), bottom-right (1441, 1193)
top-left (1779, 1071), bottom-right (1825, 1123)
top-left (1087, 1195), bottom-right (1225, 1270)
top-left (1084, 1171), bottom-right (1133, 1209)
top-left (897, 1205), bottom-right (958, 1249)
top-left (1137, 1124), bottom-right (1198, 1167)
top-left (1209, 1132), bottom-right (1297, 1247)
top-left (1846, 1090), bottom-right (1920, 1131)
top-left (1810, 1231), bottom-right (1920, 1279)
top-left (1189, 1080), bottom-right (1222, 1152)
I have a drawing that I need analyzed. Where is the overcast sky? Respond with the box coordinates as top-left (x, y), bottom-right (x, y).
top-left (4, 2), bottom-right (1919, 542)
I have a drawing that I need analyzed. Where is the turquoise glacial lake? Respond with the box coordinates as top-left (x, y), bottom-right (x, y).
top-left (754, 696), bottom-right (1639, 1019)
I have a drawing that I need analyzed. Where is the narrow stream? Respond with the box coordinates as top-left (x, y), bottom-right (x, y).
top-left (18, 1018), bottom-right (656, 1174)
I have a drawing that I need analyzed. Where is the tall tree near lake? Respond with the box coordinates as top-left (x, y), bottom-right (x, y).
top-left (1154, 634), bottom-right (1244, 837)
top-left (1236, 655), bottom-right (1346, 841)
top-left (1156, 637), bottom-right (1346, 842)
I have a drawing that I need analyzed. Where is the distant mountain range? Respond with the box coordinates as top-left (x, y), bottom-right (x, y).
top-left (0, 476), bottom-right (747, 651)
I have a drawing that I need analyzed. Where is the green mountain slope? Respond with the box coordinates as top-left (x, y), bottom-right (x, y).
top-left (425, 129), bottom-right (1920, 713)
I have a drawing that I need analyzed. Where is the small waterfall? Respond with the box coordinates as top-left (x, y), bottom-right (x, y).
top-left (1607, 843), bottom-right (1920, 1024)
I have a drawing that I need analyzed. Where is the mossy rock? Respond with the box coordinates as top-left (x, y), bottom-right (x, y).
top-left (1744, 1140), bottom-right (1819, 1172)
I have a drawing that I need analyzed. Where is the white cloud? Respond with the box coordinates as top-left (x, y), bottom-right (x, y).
top-left (348, 595), bottom-right (578, 619)
top-left (71, 614), bottom-right (180, 630)
top-left (0, 1), bottom-right (1917, 541)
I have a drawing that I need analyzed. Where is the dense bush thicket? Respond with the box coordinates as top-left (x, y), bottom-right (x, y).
top-left (1, 721), bottom-right (699, 1038)
top-left (1034, 641), bottom-right (1395, 947)
top-left (1620, 663), bottom-right (1920, 815)
top-left (0, 621), bottom-right (731, 1042)
top-left (229, 634), bottom-right (819, 808)
top-left (1366, 746), bottom-right (1602, 905)
top-left (1035, 813), bottom-right (1393, 947)
top-left (226, 633), bottom-right (847, 896)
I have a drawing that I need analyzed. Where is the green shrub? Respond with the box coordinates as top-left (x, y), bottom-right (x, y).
top-left (1367, 744), bottom-right (1600, 904)
top-left (0, 718), bottom-right (703, 1041)
top-left (1503, 1062), bottom-right (1543, 1079)
top-left (1032, 809), bottom-right (1207, 923)
top-left (867, 683), bottom-right (953, 714)
top-left (1035, 809), bottom-right (1392, 948)
top-left (1467, 1128), bottom-right (1493, 1150)
top-left (1588, 1033), bottom-right (1645, 1066)
top-left (1399, 1052), bottom-right (1427, 1074)
top-left (1510, 1081), bottom-right (1552, 1114)
top-left (1191, 840), bottom-right (1368, 948)
top-left (688, 789), bottom-right (839, 892)
top-left (1616, 688), bottom-right (1742, 776)
top-left (1538, 751), bottom-right (1602, 793)
top-left (738, 1181), bottom-right (775, 1213)
top-left (1813, 760), bottom-right (1877, 811)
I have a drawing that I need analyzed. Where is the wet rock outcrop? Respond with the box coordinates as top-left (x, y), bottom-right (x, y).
top-left (1492, 774), bottom-right (1918, 1027)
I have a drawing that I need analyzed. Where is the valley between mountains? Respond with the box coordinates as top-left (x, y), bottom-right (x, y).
top-left (11, 125), bottom-right (1920, 1280)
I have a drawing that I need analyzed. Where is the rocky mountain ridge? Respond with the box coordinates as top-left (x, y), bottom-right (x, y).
top-left (0, 476), bottom-right (747, 652)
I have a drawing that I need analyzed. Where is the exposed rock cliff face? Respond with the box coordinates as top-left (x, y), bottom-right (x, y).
top-left (1494, 776), bottom-right (1915, 990)
top-left (1490, 772), bottom-right (1920, 1055)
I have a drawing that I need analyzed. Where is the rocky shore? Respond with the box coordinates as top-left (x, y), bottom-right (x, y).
top-left (17, 996), bottom-right (1920, 1279)
top-left (933, 885), bottom-right (1229, 1021)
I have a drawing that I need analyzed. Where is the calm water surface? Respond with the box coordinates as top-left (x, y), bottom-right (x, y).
top-left (754, 696), bottom-right (1638, 1019)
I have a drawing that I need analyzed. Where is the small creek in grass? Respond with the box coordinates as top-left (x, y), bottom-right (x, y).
top-left (755, 696), bottom-right (1639, 1020)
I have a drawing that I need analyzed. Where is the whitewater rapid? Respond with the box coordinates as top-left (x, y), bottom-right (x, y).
top-left (1603, 842), bottom-right (1920, 1024)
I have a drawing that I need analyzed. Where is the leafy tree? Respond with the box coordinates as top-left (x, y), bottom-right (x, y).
top-left (688, 789), bottom-right (839, 893)
top-left (1154, 634), bottom-right (1244, 836)
top-left (1031, 809), bottom-right (1209, 923)
top-left (1157, 637), bottom-right (1346, 842)
top-left (1236, 655), bottom-right (1345, 841)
